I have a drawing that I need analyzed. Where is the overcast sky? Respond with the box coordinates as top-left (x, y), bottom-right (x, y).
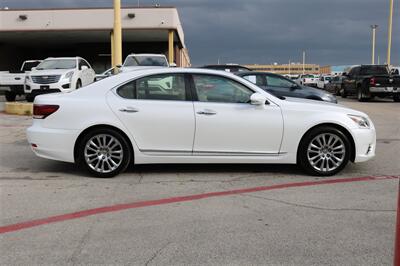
top-left (1, 0), bottom-right (399, 66)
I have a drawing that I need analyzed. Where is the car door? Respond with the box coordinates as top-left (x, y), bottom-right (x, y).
top-left (107, 73), bottom-right (195, 154)
top-left (343, 67), bottom-right (359, 93)
top-left (191, 74), bottom-right (283, 155)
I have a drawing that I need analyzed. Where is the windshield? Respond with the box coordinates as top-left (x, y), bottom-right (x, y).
top-left (36, 59), bottom-right (76, 70)
top-left (302, 74), bottom-right (315, 78)
top-left (124, 55), bottom-right (168, 67)
top-left (22, 61), bottom-right (41, 71)
top-left (360, 66), bottom-right (389, 75)
top-left (325, 77), bottom-right (332, 81)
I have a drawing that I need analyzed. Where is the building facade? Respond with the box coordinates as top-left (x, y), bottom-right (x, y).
top-left (0, 7), bottom-right (191, 72)
top-left (244, 64), bottom-right (320, 75)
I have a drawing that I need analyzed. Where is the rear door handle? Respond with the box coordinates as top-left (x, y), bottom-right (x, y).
top-left (197, 109), bottom-right (217, 115)
top-left (119, 107), bottom-right (139, 113)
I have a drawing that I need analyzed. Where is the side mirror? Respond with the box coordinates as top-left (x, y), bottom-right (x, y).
top-left (81, 65), bottom-right (88, 70)
top-left (250, 93), bottom-right (268, 105)
top-left (31, 67), bottom-right (37, 71)
top-left (290, 84), bottom-right (300, 90)
top-left (169, 63), bottom-right (177, 67)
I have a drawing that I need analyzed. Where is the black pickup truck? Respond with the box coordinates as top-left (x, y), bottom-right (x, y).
top-left (341, 65), bottom-right (400, 102)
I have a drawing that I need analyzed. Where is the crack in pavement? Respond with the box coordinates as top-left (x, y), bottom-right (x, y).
top-left (241, 194), bottom-right (395, 213)
top-left (144, 241), bottom-right (171, 266)
top-left (68, 218), bottom-right (97, 266)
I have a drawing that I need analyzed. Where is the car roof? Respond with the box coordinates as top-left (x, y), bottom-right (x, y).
top-left (44, 57), bottom-right (80, 60)
top-left (127, 54), bottom-right (166, 57)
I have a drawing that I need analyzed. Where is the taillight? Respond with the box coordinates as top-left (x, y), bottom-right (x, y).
top-left (369, 77), bottom-right (376, 86)
top-left (33, 104), bottom-right (59, 119)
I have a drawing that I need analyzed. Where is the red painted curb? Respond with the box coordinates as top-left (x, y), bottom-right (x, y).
top-left (0, 175), bottom-right (398, 235)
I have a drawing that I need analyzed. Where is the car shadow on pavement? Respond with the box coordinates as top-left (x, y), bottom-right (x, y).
top-left (128, 163), bottom-right (303, 175)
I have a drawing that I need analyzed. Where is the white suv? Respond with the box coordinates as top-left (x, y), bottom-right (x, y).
top-left (25, 57), bottom-right (96, 97)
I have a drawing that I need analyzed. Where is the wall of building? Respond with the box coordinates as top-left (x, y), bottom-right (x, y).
top-left (244, 64), bottom-right (320, 75)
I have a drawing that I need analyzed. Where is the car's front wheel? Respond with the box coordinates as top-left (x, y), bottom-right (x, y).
top-left (78, 128), bottom-right (132, 178)
top-left (298, 126), bottom-right (350, 176)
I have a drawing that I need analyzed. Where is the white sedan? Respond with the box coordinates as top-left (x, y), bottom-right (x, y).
top-left (27, 68), bottom-right (376, 177)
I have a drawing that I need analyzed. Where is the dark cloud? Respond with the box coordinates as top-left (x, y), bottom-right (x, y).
top-left (2, 0), bottom-right (399, 66)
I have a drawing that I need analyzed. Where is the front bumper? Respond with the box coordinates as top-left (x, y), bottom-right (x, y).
top-left (26, 123), bottom-right (79, 163)
top-left (352, 128), bottom-right (376, 163)
top-left (25, 79), bottom-right (73, 94)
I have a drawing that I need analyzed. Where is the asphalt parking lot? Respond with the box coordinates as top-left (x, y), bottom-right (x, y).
top-left (0, 97), bottom-right (399, 265)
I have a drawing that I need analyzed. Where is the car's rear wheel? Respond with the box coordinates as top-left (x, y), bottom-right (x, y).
top-left (298, 126), bottom-right (350, 176)
top-left (357, 87), bottom-right (369, 102)
top-left (78, 128), bottom-right (131, 178)
top-left (341, 88), bottom-right (347, 98)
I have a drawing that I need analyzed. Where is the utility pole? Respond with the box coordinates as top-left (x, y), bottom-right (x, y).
top-left (387, 0), bottom-right (394, 66)
top-left (302, 51), bottom-right (305, 75)
top-left (113, 0), bottom-right (122, 70)
top-left (288, 59), bottom-right (291, 75)
top-left (371, 25), bottom-right (378, 64)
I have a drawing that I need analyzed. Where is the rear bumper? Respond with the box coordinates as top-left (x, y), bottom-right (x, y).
top-left (352, 128), bottom-right (376, 163)
top-left (370, 86), bottom-right (399, 93)
top-left (26, 123), bottom-right (79, 163)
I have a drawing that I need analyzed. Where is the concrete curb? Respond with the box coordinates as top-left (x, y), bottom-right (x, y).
top-left (5, 102), bottom-right (33, 116)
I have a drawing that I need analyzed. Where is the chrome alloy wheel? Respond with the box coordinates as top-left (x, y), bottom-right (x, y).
top-left (84, 134), bottom-right (123, 173)
top-left (306, 133), bottom-right (346, 173)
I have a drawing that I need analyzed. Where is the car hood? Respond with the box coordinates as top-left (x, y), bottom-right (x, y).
top-left (283, 96), bottom-right (367, 117)
top-left (30, 69), bottom-right (74, 76)
top-left (300, 85), bottom-right (331, 96)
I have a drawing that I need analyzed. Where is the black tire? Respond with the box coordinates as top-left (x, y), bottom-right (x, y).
top-left (357, 86), bottom-right (369, 102)
top-left (77, 128), bottom-right (132, 178)
top-left (76, 79), bottom-right (82, 89)
top-left (341, 88), bottom-right (347, 98)
top-left (5, 91), bottom-right (16, 102)
top-left (394, 94), bottom-right (400, 102)
top-left (298, 126), bottom-right (351, 176)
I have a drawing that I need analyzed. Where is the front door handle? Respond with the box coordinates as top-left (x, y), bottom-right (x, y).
top-left (119, 107), bottom-right (139, 113)
top-left (197, 109), bottom-right (217, 115)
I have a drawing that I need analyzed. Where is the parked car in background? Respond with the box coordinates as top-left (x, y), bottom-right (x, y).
top-left (119, 54), bottom-right (170, 72)
top-left (0, 60), bottom-right (42, 101)
top-left (295, 74), bottom-right (319, 87)
top-left (341, 65), bottom-right (400, 102)
top-left (316, 75), bottom-right (332, 89)
top-left (28, 68), bottom-right (375, 178)
top-left (201, 64), bottom-right (251, 73)
top-left (236, 71), bottom-right (337, 103)
top-left (95, 67), bottom-right (115, 81)
top-left (284, 74), bottom-right (300, 80)
top-left (25, 57), bottom-right (96, 102)
top-left (324, 75), bottom-right (344, 95)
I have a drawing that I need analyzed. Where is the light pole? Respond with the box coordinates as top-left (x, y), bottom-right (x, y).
top-left (113, 0), bottom-right (122, 70)
top-left (387, 0), bottom-right (394, 66)
top-left (371, 25), bottom-right (378, 65)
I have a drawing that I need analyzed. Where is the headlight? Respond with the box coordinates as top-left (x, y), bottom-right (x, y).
top-left (348, 114), bottom-right (370, 129)
top-left (64, 71), bottom-right (74, 81)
